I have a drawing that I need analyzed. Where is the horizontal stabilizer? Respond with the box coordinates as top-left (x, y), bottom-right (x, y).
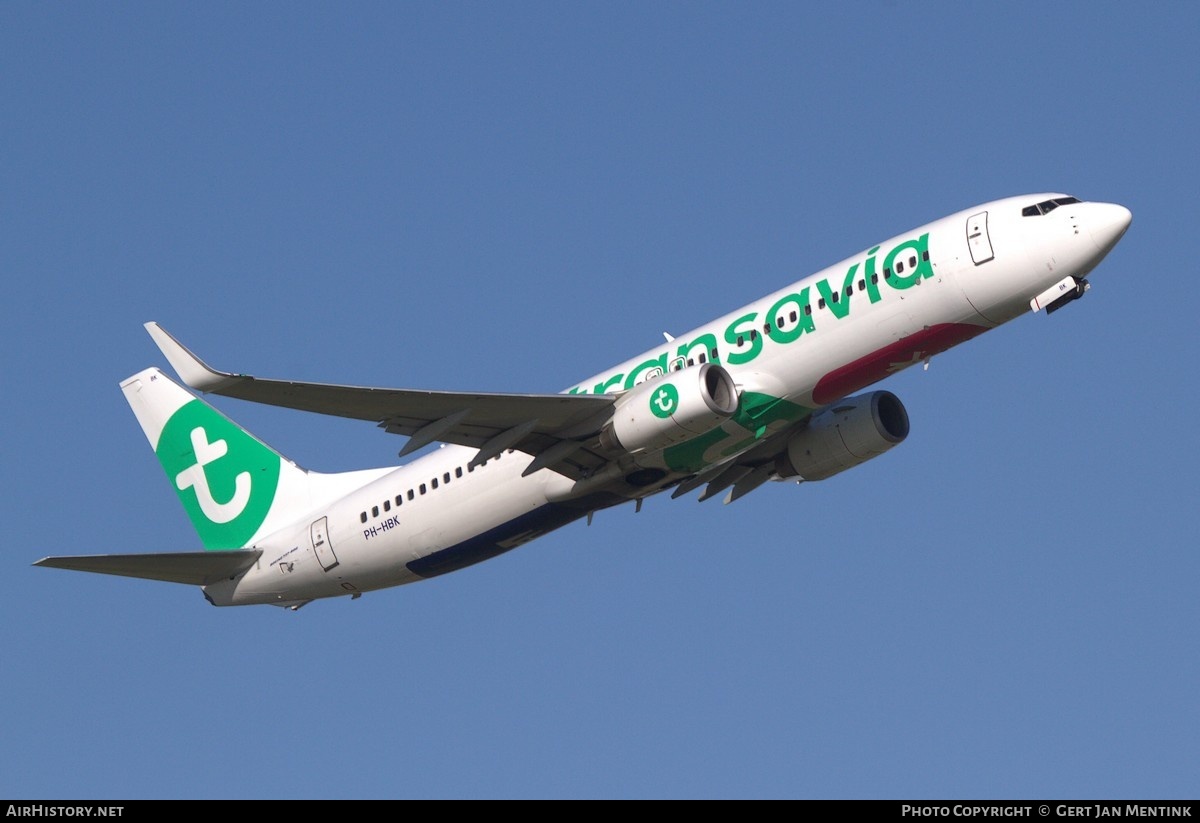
top-left (34, 550), bottom-right (262, 586)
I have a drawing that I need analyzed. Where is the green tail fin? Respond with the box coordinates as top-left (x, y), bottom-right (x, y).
top-left (121, 367), bottom-right (302, 550)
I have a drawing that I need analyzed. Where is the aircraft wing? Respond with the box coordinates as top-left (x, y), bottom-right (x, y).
top-left (145, 323), bottom-right (617, 477)
top-left (668, 424), bottom-right (802, 504)
top-left (34, 550), bottom-right (263, 586)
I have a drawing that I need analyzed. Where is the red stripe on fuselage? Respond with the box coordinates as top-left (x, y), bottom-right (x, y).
top-left (812, 323), bottom-right (987, 406)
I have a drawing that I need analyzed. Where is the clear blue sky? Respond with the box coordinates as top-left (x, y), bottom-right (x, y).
top-left (3, 1), bottom-right (1197, 800)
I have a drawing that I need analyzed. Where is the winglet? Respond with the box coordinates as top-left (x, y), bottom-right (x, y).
top-left (144, 322), bottom-right (243, 392)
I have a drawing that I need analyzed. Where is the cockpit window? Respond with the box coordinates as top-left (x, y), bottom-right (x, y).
top-left (1022, 196), bottom-right (1081, 217)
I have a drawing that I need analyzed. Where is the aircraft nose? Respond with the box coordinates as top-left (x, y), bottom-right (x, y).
top-left (1090, 202), bottom-right (1132, 257)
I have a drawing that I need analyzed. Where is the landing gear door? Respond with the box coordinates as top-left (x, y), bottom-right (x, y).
top-left (311, 516), bottom-right (339, 571)
top-left (967, 211), bottom-right (995, 265)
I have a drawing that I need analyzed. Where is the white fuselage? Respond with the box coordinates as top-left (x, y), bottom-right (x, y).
top-left (204, 195), bottom-right (1130, 607)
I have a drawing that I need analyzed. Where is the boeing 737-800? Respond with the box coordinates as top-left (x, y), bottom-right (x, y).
top-left (36, 194), bottom-right (1132, 609)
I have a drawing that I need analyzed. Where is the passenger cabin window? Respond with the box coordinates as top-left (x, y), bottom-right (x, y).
top-left (636, 367), bottom-right (663, 385)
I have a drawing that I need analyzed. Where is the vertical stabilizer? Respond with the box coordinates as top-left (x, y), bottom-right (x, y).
top-left (121, 368), bottom-right (314, 550)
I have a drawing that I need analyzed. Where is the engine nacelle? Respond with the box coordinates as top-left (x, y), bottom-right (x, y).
top-left (600, 363), bottom-right (739, 454)
top-left (776, 391), bottom-right (909, 481)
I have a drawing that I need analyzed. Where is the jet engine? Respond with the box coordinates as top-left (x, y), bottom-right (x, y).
top-left (776, 390), bottom-right (909, 481)
top-left (599, 363), bottom-right (739, 455)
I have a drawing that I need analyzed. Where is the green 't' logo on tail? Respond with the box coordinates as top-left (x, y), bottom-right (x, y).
top-left (156, 400), bottom-right (281, 549)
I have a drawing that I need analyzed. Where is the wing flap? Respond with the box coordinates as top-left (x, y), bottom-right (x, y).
top-left (34, 550), bottom-right (263, 586)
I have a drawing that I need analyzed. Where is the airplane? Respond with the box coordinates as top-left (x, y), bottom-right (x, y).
top-left (35, 193), bottom-right (1133, 609)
